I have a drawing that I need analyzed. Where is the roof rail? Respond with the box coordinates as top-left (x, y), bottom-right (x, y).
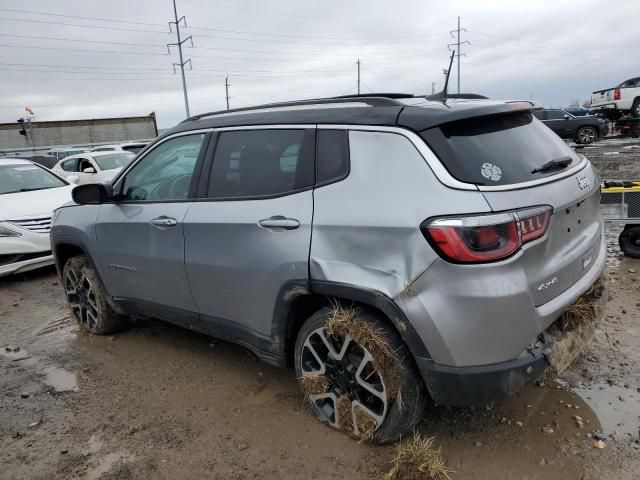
top-left (425, 93), bottom-right (489, 100)
top-left (184, 95), bottom-right (408, 122)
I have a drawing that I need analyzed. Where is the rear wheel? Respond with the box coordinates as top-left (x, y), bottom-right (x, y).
top-left (631, 98), bottom-right (640, 118)
top-left (294, 306), bottom-right (427, 444)
top-left (62, 255), bottom-right (129, 334)
top-left (619, 225), bottom-right (640, 258)
top-left (576, 126), bottom-right (597, 144)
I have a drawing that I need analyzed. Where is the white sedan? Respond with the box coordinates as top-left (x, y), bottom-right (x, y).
top-left (52, 151), bottom-right (135, 185)
top-left (0, 159), bottom-right (74, 276)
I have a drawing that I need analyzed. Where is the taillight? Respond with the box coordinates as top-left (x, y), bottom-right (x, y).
top-left (423, 206), bottom-right (552, 263)
top-left (614, 88), bottom-right (621, 100)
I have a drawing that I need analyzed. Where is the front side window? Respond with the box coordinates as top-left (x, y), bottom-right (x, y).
top-left (121, 134), bottom-right (206, 201)
top-left (207, 129), bottom-right (314, 198)
top-left (61, 159), bottom-right (78, 172)
top-left (0, 164), bottom-right (66, 194)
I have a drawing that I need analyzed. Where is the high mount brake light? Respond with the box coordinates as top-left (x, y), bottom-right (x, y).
top-left (423, 206), bottom-right (552, 263)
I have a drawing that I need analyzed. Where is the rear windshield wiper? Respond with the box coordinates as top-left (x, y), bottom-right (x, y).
top-left (531, 157), bottom-right (572, 175)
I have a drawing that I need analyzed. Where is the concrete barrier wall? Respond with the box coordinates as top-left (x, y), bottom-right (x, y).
top-left (0, 114), bottom-right (158, 150)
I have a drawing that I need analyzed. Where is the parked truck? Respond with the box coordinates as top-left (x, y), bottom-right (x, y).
top-left (591, 77), bottom-right (640, 120)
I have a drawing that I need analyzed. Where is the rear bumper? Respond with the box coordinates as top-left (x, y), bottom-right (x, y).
top-left (414, 273), bottom-right (607, 407)
top-left (415, 348), bottom-right (547, 407)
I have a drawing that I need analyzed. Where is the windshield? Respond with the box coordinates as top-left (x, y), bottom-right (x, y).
top-left (93, 152), bottom-right (135, 171)
top-left (0, 164), bottom-right (67, 194)
top-left (420, 112), bottom-right (580, 186)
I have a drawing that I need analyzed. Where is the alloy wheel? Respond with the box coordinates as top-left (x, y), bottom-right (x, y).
top-left (64, 267), bottom-right (100, 330)
top-left (299, 327), bottom-right (388, 435)
top-left (579, 127), bottom-right (596, 144)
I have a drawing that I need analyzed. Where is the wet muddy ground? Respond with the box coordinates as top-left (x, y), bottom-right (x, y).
top-left (1, 138), bottom-right (640, 479)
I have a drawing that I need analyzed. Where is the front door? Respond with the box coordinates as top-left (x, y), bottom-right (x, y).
top-left (96, 132), bottom-right (209, 316)
top-left (184, 128), bottom-right (315, 345)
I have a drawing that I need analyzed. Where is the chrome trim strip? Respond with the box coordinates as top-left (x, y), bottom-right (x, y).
top-left (317, 124), bottom-right (477, 191)
top-left (318, 124), bottom-right (589, 192)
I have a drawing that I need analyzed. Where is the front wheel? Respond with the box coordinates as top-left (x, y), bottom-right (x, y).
top-left (62, 255), bottom-right (129, 334)
top-left (619, 225), bottom-right (640, 258)
top-left (294, 306), bottom-right (427, 444)
top-left (576, 126), bottom-right (597, 144)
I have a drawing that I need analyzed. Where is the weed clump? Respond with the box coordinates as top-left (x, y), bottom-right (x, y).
top-left (325, 304), bottom-right (403, 410)
top-left (384, 433), bottom-right (453, 480)
top-left (300, 373), bottom-right (329, 396)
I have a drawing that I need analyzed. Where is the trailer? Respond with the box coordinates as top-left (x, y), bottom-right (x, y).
top-left (601, 180), bottom-right (640, 258)
top-left (613, 116), bottom-right (640, 138)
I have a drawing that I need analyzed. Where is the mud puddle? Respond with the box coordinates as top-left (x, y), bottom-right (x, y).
top-left (573, 383), bottom-right (640, 437)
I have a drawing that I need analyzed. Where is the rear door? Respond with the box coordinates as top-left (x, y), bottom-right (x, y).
top-left (95, 132), bottom-right (210, 317)
top-left (184, 127), bottom-right (315, 344)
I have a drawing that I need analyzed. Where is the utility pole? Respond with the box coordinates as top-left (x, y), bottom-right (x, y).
top-left (448, 16), bottom-right (469, 93)
top-left (167, 0), bottom-right (193, 118)
top-left (225, 74), bottom-right (230, 110)
top-left (356, 58), bottom-right (361, 95)
top-left (431, 82), bottom-right (435, 95)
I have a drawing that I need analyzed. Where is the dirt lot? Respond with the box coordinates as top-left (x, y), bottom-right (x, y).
top-left (1, 138), bottom-right (639, 480)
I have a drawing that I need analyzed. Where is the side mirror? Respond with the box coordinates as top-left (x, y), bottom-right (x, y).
top-left (563, 114), bottom-right (571, 120)
top-left (83, 167), bottom-right (96, 174)
top-left (67, 175), bottom-right (80, 184)
top-left (72, 183), bottom-right (113, 205)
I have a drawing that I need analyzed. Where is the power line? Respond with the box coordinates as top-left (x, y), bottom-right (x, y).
top-left (0, 16), bottom-right (170, 34)
top-left (0, 43), bottom-right (169, 56)
top-left (0, 7), bottom-right (166, 27)
top-left (0, 33), bottom-right (166, 48)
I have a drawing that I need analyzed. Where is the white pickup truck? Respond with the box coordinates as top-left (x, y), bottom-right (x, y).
top-left (591, 77), bottom-right (640, 119)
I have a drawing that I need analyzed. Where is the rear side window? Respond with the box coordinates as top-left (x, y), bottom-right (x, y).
top-left (317, 130), bottom-right (349, 185)
top-left (208, 129), bottom-right (314, 198)
top-left (420, 112), bottom-right (580, 186)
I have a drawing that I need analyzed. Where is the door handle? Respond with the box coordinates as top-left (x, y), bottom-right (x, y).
top-left (150, 216), bottom-right (178, 228)
top-left (258, 215), bottom-right (300, 230)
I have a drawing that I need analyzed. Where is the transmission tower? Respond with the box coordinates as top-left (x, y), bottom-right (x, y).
top-left (167, 0), bottom-right (193, 117)
top-left (448, 16), bottom-right (470, 93)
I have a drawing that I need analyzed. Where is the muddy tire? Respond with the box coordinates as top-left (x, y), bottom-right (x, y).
top-left (294, 306), bottom-right (427, 444)
top-left (62, 255), bottom-right (129, 334)
top-left (619, 225), bottom-right (640, 258)
top-left (576, 126), bottom-right (597, 144)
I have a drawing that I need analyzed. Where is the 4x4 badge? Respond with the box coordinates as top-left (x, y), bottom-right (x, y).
top-left (577, 175), bottom-right (590, 190)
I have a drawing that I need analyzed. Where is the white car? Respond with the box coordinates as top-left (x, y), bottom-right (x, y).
top-left (92, 142), bottom-right (149, 154)
top-left (0, 159), bottom-right (74, 276)
top-left (52, 151), bottom-right (135, 185)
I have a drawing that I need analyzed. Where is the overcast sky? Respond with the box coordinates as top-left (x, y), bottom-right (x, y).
top-left (0, 0), bottom-right (638, 128)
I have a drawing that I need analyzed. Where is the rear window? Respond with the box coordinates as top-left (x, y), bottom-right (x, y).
top-left (420, 112), bottom-right (580, 186)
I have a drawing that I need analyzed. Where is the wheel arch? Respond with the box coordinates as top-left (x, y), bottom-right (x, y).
top-left (273, 280), bottom-right (432, 367)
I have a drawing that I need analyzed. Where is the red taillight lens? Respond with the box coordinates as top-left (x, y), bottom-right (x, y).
top-left (614, 88), bottom-right (621, 100)
top-left (423, 206), bottom-right (552, 263)
top-left (518, 208), bottom-right (551, 243)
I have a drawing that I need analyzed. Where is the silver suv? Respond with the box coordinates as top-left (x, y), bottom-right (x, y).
top-left (51, 95), bottom-right (606, 443)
